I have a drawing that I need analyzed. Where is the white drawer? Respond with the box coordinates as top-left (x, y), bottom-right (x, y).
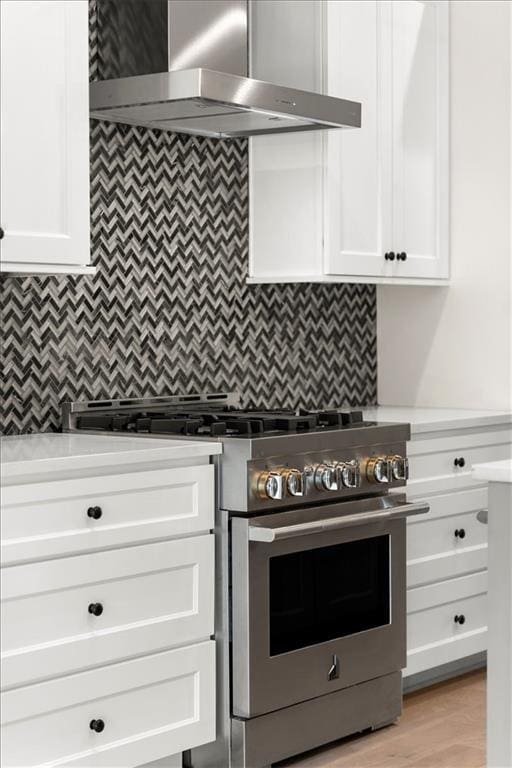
top-left (406, 488), bottom-right (489, 587)
top-left (407, 577), bottom-right (487, 651)
top-left (408, 570), bottom-right (488, 613)
top-left (407, 544), bottom-right (487, 588)
top-left (405, 572), bottom-right (488, 677)
top-left (1, 641), bottom-right (215, 768)
top-left (1, 465), bottom-right (214, 564)
top-left (409, 427), bottom-right (512, 457)
top-left (1, 536), bottom-right (214, 688)
top-left (404, 628), bottom-right (487, 678)
top-left (408, 488), bottom-right (488, 522)
top-left (409, 442), bottom-right (511, 489)
top-left (407, 509), bottom-right (487, 562)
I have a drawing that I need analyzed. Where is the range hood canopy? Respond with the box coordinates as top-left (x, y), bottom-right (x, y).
top-left (90, 0), bottom-right (362, 139)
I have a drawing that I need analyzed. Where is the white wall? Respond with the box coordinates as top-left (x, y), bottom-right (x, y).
top-left (377, 0), bottom-right (512, 411)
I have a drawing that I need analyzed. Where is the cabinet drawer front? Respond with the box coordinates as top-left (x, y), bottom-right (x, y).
top-left (404, 628), bottom-right (487, 678)
top-left (1, 465), bottom-right (214, 564)
top-left (407, 488), bottom-right (488, 522)
top-left (1, 641), bottom-right (215, 768)
top-left (408, 571), bottom-right (488, 613)
top-left (407, 509), bottom-right (487, 562)
top-left (407, 591), bottom-right (487, 652)
top-left (1, 536), bottom-right (214, 689)
top-left (409, 427), bottom-right (512, 457)
top-left (409, 443), bottom-right (511, 489)
top-left (407, 544), bottom-right (487, 588)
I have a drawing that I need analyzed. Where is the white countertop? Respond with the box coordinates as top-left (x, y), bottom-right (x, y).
top-left (363, 405), bottom-right (512, 434)
top-left (0, 432), bottom-right (222, 481)
top-left (473, 460), bottom-right (512, 484)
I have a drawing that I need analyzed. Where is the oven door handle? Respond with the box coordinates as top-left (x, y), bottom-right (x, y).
top-left (247, 501), bottom-right (429, 543)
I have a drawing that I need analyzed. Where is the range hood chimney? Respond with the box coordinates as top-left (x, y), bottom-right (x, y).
top-left (90, 0), bottom-right (361, 139)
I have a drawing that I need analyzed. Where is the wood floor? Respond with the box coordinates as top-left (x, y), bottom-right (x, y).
top-left (277, 670), bottom-right (486, 768)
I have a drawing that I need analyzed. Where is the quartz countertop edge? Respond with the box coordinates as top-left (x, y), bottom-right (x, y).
top-left (473, 460), bottom-right (512, 484)
top-left (0, 432), bottom-right (222, 481)
top-left (363, 406), bottom-right (512, 434)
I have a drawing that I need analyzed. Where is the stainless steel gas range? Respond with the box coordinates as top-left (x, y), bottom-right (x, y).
top-left (63, 392), bottom-right (428, 768)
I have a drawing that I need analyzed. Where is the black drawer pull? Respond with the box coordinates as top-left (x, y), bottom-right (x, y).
top-left (87, 506), bottom-right (102, 520)
top-left (88, 602), bottom-right (103, 616)
top-left (454, 457), bottom-right (466, 468)
top-left (454, 528), bottom-right (466, 539)
top-left (0, 226), bottom-right (4, 240)
top-left (89, 719), bottom-right (105, 733)
top-left (454, 614), bottom-right (466, 625)
top-left (397, 251), bottom-right (407, 261)
top-left (384, 251), bottom-right (396, 261)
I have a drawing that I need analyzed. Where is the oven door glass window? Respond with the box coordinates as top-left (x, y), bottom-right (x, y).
top-left (269, 535), bottom-right (390, 656)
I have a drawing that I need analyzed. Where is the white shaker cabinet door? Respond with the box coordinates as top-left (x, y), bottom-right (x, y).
top-left (248, 0), bottom-right (449, 284)
top-left (390, 0), bottom-right (449, 279)
top-left (325, 0), bottom-right (448, 281)
top-left (0, 0), bottom-right (93, 274)
top-left (324, 0), bottom-right (393, 279)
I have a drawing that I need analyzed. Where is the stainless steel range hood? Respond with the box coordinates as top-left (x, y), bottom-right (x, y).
top-left (90, 0), bottom-right (361, 139)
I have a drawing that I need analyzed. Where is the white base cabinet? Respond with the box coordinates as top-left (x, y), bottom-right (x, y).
top-left (1, 535), bottom-right (214, 689)
top-left (249, 0), bottom-right (449, 286)
top-left (365, 406), bottom-right (512, 681)
top-left (2, 641), bottom-right (215, 768)
top-left (0, 0), bottom-right (93, 275)
top-left (1, 448), bottom-right (217, 768)
top-left (403, 420), bottom-right (511, 679)
top-left (1, 464), bottom-right (215, 565)
top-left (406, 573), bottom-right (488, 677)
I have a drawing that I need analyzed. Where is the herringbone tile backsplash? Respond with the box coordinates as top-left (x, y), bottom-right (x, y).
top-left (0, 1), bottom-right (377, 435)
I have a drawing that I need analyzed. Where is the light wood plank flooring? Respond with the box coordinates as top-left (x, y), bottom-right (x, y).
top-left (277, 670), bottom-right (486, 768)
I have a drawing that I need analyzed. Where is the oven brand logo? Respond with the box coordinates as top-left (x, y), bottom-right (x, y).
top-left (328, 654), bottom-right (341, 681)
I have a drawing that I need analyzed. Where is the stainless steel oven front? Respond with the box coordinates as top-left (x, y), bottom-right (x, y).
top-left (231, 494), bottom-right (428, 719)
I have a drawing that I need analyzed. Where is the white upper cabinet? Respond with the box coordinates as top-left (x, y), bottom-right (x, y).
top-left (324, 0), bottom-right (393, 280)
top-left (389, 0), bottom-right (449, 280)
top-left (249, 0), bottom-right (449, 285)
top-left (0, 0), bottom-right (93, 275)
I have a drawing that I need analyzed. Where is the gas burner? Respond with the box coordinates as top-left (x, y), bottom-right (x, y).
top-left (74, 406), bottom-right (366, 437)
top-left (76, 411), bottom-right (228, 436)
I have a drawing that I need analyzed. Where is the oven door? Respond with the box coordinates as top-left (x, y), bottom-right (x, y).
top-left (231, 495), bottom-right (428, 718)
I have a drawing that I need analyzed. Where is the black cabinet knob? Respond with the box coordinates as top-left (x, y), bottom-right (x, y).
top-left (384, 251), bottom-right (396, 261)
top-left (454, 457), bottom-right (466, 468)
top-left (0, 227), bottom-right (4, 240)
top-left (87, 506), bottom-right (102, 520)
top-left (89, 719), bottom-right (105, 733)
top-left (397, 251), bottom-right (407, 261)
top-left (454, 528), bottom-right (466, 539)
top-left (454, 614), bottom-right (466, 625)
top-left (88, 602), bottom-right (103, 616)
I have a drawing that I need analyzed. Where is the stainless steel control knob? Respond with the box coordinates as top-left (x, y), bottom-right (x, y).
top-left (387, 455), bottom-right (409, 481)
top-left (285, 468), bottom-right (306, 497)
top-left (314, 463), bottom-right (338, 491)
top-left (365, 457), bottom-right (390, 484)
top-left (337, 459), bottom-right (361, 488)
top-left (257, 470), bottom-right (286, 500)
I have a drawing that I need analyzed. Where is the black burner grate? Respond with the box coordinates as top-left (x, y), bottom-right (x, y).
top-left (76, 406), bottom-right (366, 437)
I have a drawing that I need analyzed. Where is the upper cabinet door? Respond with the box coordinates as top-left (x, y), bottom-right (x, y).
top-left (324, 0), bottom-right (393, 279)
top-left (248, 0), bottom-right (449, 285)
top-left (0, 0), bottom-right (92, 274)
top-left (390, 0), bottom-right (449, 279)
